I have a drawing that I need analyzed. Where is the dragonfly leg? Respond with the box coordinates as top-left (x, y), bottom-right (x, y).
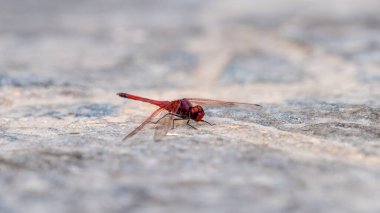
top-left (200, 120), bottom-right (215, 126)
top-left (151, 113), bottom-right (179, 124)
top-left (186, 120), bottom-right (197, 130)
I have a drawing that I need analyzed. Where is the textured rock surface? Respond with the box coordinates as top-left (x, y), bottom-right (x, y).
top-left (0, 0), bottom-right (380, 212)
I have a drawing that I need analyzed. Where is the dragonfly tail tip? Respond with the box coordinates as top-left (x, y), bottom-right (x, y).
top-left (118, 93), bottom-right (128, 98)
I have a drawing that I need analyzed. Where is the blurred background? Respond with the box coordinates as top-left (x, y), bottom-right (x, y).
top-left (1, 0), bottom-right (379, 103)
top-left (0, 0), bottom-right (380, 213)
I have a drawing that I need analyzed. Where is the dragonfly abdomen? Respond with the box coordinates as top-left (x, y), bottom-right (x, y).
top-left (118, 93), bottom-right (169, 108)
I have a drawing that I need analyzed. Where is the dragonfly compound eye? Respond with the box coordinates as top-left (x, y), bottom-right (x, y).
top-left (196, 113), bottom-right (204, 122)
top-left (191, 106), bottom-right (204, 122)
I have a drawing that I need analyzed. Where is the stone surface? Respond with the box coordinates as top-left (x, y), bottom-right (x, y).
top-left (0, 0), bottom-right (380, 213)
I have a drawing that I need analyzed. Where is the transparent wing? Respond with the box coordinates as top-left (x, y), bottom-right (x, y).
top-left (153, 100), bottom-right (181, 141)
top-left (187, 98), bottom-right (262, 110)
top-left (122, 107), bottom-right (166, 141)
top-left (188, 98), bottom-right (264, 123)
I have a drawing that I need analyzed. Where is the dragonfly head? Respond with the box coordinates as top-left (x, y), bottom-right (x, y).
top-left (190, 105), bottom-right (205, 122)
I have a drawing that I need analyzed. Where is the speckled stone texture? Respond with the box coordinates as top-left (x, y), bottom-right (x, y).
top-left (0, 0), bottom-right (380, 213)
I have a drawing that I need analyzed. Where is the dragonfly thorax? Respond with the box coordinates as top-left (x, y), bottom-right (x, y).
top-left (189, 105), bottom-right (205, 122)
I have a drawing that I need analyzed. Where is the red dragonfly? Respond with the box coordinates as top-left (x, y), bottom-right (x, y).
top-left (118, 93), bottom-right (262, 141)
